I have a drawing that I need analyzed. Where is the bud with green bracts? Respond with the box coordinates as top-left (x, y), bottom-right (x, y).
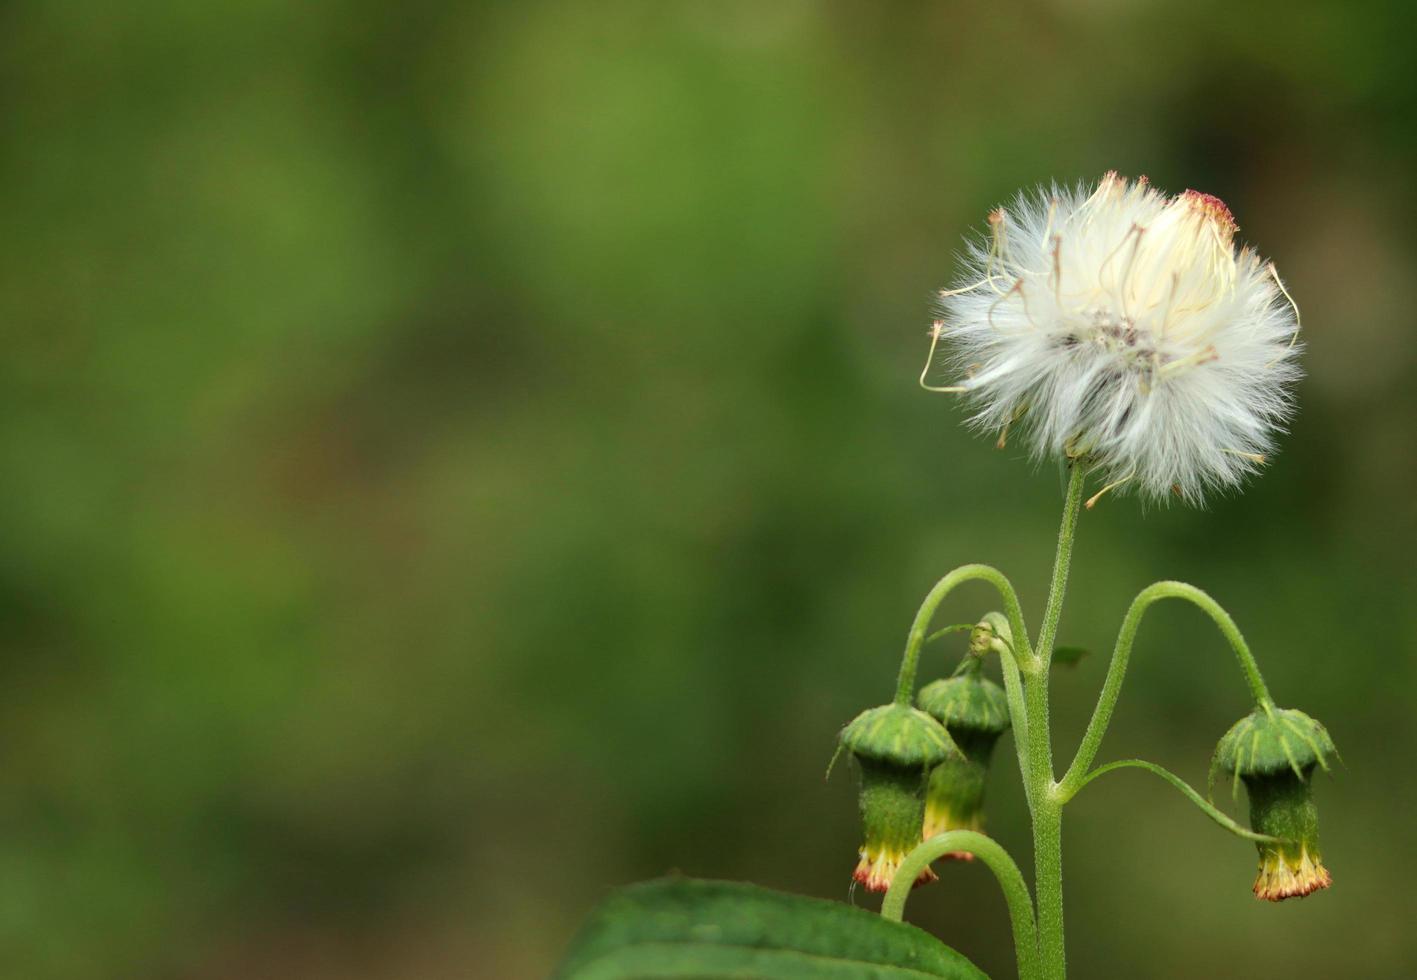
top-left (916, 656), bottom-right (1011, 858)
top-left (839, 703), bottom-right (959, 892)
top-left (1212, 705), bottom-right (1337, 901)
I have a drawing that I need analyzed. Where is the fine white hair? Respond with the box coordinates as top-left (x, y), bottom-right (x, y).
top-left (927, 172), bottom-right (1302, 505)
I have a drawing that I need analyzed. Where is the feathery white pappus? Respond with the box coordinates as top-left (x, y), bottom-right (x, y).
top-left (925, 172), bottom-right (1302, 506)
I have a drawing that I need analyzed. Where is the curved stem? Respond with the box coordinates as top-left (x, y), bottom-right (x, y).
top-left (982, 612), bottom-right (1031, 810)
top-left (893, 565), bottom-right (1034, 707)
top-left (882, 831), bottom-right (1039, 980)
top-left (1058, 581), bottom-right (1274, 798)
top-left (1062, 759), bottom-right (1281, 844)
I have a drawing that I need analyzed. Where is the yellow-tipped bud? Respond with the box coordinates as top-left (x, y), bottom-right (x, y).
top-left (1212, 705), bottom-right (1336, 901)
top-left (838, 704), bottom-right (959, 892)
top-left (916, 661), bottom-right (1011, 860)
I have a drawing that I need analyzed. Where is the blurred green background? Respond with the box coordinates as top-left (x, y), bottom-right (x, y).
top-left (2, 1), bottom-right (1415, 977)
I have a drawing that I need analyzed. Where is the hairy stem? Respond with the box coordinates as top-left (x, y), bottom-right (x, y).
top-left (1028, 463), bottom-right (1086, 980)
top-left (1035, 464), bottom-right (1087, 665)
top-left (883, 831), bottom-right (1039, 980)
top-left (1057, 581), bottom-right (1273, 798)
top-left (982, 611), bottom-right (1031, 812)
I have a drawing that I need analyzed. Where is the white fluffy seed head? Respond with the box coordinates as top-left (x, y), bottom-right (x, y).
top-left (928, 172), bottom-right (1301, 505)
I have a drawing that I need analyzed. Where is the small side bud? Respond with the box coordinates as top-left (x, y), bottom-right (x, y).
top-left (1213, 706), bottom-right (1336, 901)
top-left (916, 656), bottom-right (1012, 859)
top-left (838, 704), bottom-right (958, 892)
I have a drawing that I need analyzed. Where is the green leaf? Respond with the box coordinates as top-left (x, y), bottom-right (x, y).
top-left (555, 877), bottom-right (988, 979)
top-left (1052, 645), bottom-right (1090, 667)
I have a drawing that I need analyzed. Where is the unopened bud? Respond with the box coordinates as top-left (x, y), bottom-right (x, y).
top-left (1212, 705), bottom-right (1336, 901)
top-left (916, 659), bottom-right (1011, 858)
top-left (838, 704), bottom-right (958, 892)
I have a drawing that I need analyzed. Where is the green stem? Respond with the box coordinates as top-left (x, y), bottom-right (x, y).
top-left (1028, 462), bottom-right (1086, 980)
top-left (883, 831), bottom-right (1039, 980)
top-left (893, 565), bottom-right (1033, 707)
top-left (1036, 464), bottom-right (1087, 665)
top-left (1030, 800), bottom-right (1064, 980)
top-left (982, 611), bottom-right (1031, 808)
top-left (1057, 581), bottom-right (1274, 798)
top-left (1062, 759), bottom-right (1281, 843)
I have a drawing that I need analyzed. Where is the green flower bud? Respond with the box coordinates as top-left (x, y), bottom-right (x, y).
top-left (916, 662), bottom-right (1011, 858)
top-left (839, 704), bottom-right (958, 892)
top-left (1212, 706), bottom-right (1336, 901)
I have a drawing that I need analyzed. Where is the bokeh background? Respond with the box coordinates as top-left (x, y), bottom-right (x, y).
top-left (3, 1), bottom-right (1415, 977)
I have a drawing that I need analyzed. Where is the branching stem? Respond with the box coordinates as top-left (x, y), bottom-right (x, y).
top-left (882, 464), bottom-right (1280, 980)
top-left (1027, 462), bottom-right (1087, 980)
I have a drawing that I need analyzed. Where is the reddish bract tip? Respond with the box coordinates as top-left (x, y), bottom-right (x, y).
top-left (1180, 189), bottom-right (1238, 236)
top-left (1253, 853), bottom-right (1332, 902)
top-left (852, 856), bottom-right (938, 893)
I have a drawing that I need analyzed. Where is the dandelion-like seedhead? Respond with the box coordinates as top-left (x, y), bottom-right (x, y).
top-left (926, 172), bottom-right (1302, 504)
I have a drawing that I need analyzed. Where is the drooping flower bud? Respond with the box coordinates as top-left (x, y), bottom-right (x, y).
top-left (838, 703), bottom-right (959, 892)
top-left (916, 653), bottom-right (1011, 859)
top-left (1212, 705), bottom-right (1336, 901)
